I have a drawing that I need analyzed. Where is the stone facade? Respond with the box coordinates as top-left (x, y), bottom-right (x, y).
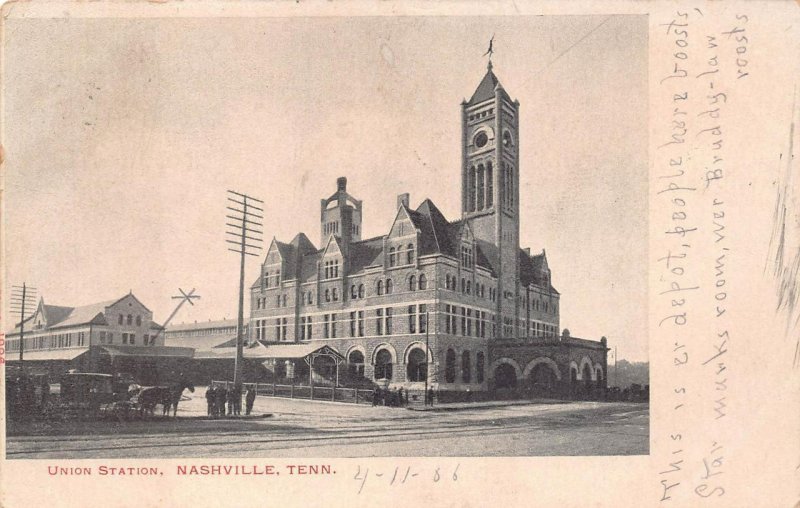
top-left (247, 64), bottom-right (607, 398)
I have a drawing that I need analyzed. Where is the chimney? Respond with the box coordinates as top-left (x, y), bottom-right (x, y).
top-left (523, 248), bottom-right (531, 256)
top-left (337, 177), bottom-right (347, 192)
top-left (397, 193), bottom-right (410, 209)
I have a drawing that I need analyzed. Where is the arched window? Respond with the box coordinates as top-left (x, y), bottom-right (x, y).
top-left (445, 349), bottom-right (456, 383)
top-left (348, 350), bottom-right (365, 379)
top-left (386, 279), bottom-right (393, 294)
top-left (409, 275), bottom-right (416, 291)
top-left (265, 271), bottom-right (270, 288)
top-left (407, 244), bottom-right (415, 264)
top-left (407, 348), bottom-right (427, 382)
top-left (375, 349), bottom-right (393, 380)
top-left (389, 247), bottom-right (396, 267)
top-left (377, 280), bottom-right (384, 296)
top-left (466, 280), bottom-right (471, 295)
top-left (282, 294), bottom-right (287, 307)
top-left (118, 314), bottom-right (123, 325)
top-left (462, 351), bottom-right (472, 383)
top-left (126, 314), bottom-right (133, 325)
top-left (476, 164), bottom-right (485, 211)
top-left (461, 278), bottom-right (466, 293)
top-left (445, 274), bottom-right (451, 290)
top-left (468, 166), bottom-right (477, 212)
top-left (476, 352), bottom-right (485, 383)
top-left (351, 285), bottom-right (357, 299)
top-left (307, 292), bottom-right (313, 305)
top-left (418, 274), bottom-right (427, 290)
top-left (332, 288), bottom-right (338, 301)
top-left (135, 315), bottom-right (142, 326)
top-left (486, 161), bottom-right (494, 207)
top-left (325, 289), bottom-right (330, 302)
top-left (358, 284), bottom-right (365, 299)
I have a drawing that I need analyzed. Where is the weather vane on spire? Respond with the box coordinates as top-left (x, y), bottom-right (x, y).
top-left (483, 34), bottom-right (495, 66)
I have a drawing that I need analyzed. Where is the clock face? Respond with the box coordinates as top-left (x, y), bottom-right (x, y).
top-left (502, 130), bottom-right (514, 148)
top-left (474, 131), bottom-right (489, 148)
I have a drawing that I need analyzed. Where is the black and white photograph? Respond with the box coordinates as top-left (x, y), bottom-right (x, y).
top-left (2, 14), bottom-right (651, 460)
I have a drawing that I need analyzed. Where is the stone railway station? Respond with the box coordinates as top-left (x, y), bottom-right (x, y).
top-left (7, 63), bottom-right (608, 402)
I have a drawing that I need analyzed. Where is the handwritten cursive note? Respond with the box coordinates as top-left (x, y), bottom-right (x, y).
top-left (655, 8), bottom-right (750, 504)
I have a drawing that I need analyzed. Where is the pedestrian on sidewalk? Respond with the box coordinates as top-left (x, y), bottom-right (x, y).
top-left (205, 385), bottom-right (216, 417)
top-left (216, 385), bottom-right (228, 417)
top-left (245, 386), bottom-right (256, 415)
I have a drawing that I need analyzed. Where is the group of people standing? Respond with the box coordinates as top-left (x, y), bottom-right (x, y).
top-left (205, 384), bottom-right (257, 417)
top-left (372, 386), bottom-right (408, 407)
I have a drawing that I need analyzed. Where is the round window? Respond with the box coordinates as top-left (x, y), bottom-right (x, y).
top-left (473, 131), bottom-right (489, 148)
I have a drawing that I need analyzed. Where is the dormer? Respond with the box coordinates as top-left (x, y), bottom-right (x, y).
top-left (386, 199), bottom-right (419, 269)
top-left (320, 235), bottom-right (343, 280)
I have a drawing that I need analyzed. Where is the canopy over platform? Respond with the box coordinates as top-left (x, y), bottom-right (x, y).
top-left (98, 345), bottom-right (195, 359)
top-left (5, 347), bottom-right (89, 362)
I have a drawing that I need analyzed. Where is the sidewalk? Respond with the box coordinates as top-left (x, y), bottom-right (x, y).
top-left (406, 398), bottom-right (570, 412)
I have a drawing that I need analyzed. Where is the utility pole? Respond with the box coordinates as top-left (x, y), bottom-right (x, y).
top-left (424, 310), bottom-right (430, 407)
top-left (149, 288), bottom-right (201, 343)
top-left (10, 283), bottom-right (38, 376)
top-left (226, 190), bottom-right (264, 387)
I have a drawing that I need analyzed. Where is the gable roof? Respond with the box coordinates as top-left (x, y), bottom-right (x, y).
top-left (520, 249), bottom-right (559, 293)
top-left (348, 236), bottom-right (385, 273)
top-left (8, 294), bottom-right (153, 334)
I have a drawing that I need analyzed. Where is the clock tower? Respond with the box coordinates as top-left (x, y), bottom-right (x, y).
top-left (461, 62), bottom-right (521, 336)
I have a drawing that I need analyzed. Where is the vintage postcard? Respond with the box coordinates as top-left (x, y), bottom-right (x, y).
top-left (0, 1), bottom-right (798, 507)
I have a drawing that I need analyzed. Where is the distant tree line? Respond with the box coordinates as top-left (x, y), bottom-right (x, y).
top-left (608, 359), bottom-right (649, 389)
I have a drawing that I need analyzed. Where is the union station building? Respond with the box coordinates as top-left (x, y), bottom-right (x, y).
top-left (245, 63), bottom-right (609, 400)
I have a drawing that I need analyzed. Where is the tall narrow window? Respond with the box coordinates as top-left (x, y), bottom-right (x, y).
top-left (409, 275), bottom-right (416, 291)
top-left (389, 247), bottom-right (396, 267)
top-left (486, 162), bottom-right (494, 207)
top-left (419, 304), bottom-right (427, 334)
top-left (462, 351), bottom-right (472, 383)
top-left (377, 280), bottom-right (384, 296)
top-left (407, 244), bottom-right (414, 264)
top-left (445, 349), bottom-right (456, 383)
top-left (468, 166), bottom-right (477, 212)
top-left (350, 312), bottom-right (356, 337)
top-left (476, 164), bottom-right (485, 210)
top-left (408, 305), bottom-right (417, 334)
top-left (476, 352), bottom-right (485, 383)
top-left (386, 279), bottom-right (393, 294)
top-left (419, 274), bottom-right (427, 290)
top-left (357, 311), bottom-right (364, 337)
top-left (385, 308), bottom-right (393, 334)
top-left (376, 309), bottom-right (384, 335)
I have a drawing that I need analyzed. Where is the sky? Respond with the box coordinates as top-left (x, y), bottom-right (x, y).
top-left (3, 15), bottom-right (648, 361)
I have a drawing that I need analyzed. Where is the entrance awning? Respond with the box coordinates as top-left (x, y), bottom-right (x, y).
top-left (5, 347), bottom-right (90, 362)
top-left (260, 343), bottom-right (344, 361)
top-left (99, 345), bottom-right (195, 359)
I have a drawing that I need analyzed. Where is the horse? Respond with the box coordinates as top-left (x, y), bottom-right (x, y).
top-left (136, 386), bottom-right (169, 418)
top-left (134, 380), bottom-right (195, 418)
top-left (161, 380), bottom-right (195, 417)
